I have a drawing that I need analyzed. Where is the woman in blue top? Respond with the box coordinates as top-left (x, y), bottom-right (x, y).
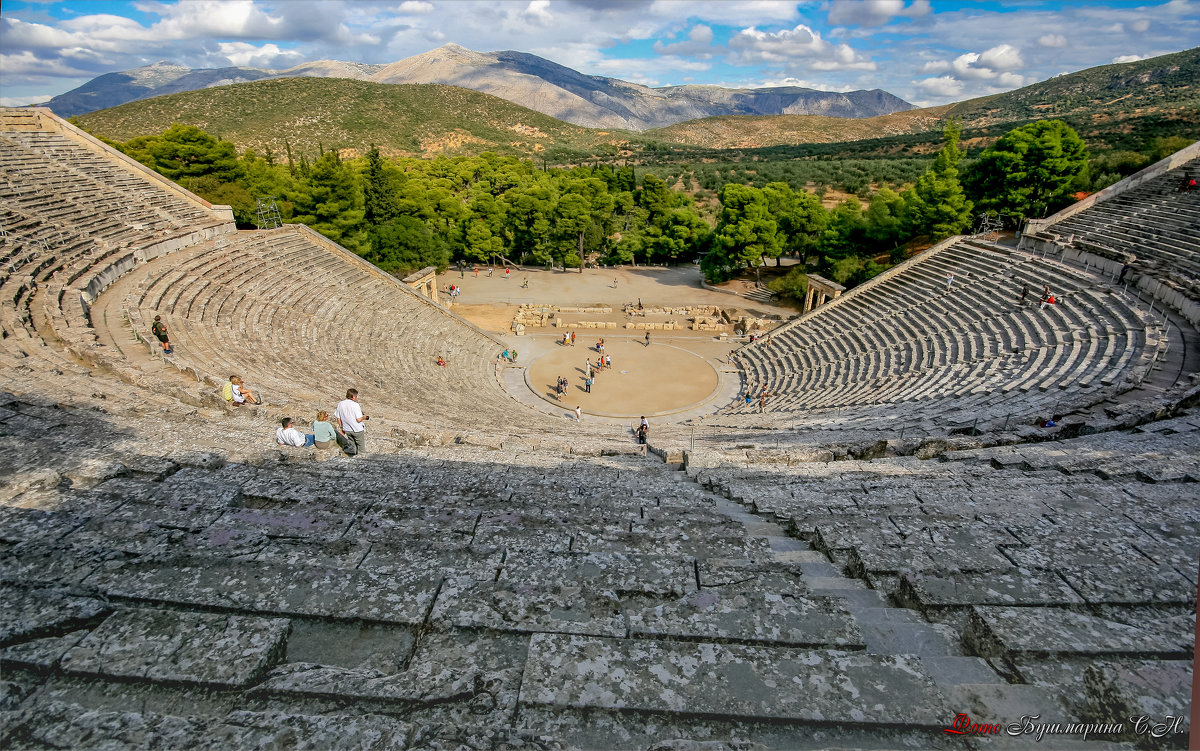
top-left (313, 410), bottom-right (342, 450)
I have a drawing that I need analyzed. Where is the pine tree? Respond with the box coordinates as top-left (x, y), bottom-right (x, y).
top-left (906, 119), bottom-right (973, 241)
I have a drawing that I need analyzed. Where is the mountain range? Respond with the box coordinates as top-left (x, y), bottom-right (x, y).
top-left (42, 43), bottom-right (913, 130)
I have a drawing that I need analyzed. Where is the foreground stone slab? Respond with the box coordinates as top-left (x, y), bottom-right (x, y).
top-left (1055, 563), bottom-right (1195, 605)
top-left (60, 608), bottom-right (289, 687)
top-left (0, 585), bottom-right (109, 645)
top-left (625, 586), bottom-right (863, 649)
top-left (897, 568), bottom-right (1085, 614)
top-left (521, 633), bottom-right (949, 726)
top-left (86, 559), bottom-right (441, 625)
top-left (430, 577), bottom-right (625, 637)
top-left (501, 552), bottom-right (694, 596)
top-left (259, 631), bottom-right (526, 726)
top-left (964, 606), bottom-right (1187, 660)
top-left (4, 701), bottom-right (412, 750)
top-left (1018, 658), bottom-right (1192, 738)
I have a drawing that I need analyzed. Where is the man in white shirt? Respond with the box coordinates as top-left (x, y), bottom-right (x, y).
top-left (334, 388), bottom-right (368, 456)
top-left (275, 417), bottom-right (314, 447)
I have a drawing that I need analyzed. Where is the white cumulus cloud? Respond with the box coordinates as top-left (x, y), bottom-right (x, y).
top-left (729, 23), bottom-right (876, 71)
top-left (913, 75), bottom-right (963, 97)
top-left (827, 0), bottom-right (930, 27)
top-left (1037, 33), bottom-right (1068, 48)
top-left (397, 1), bottom-right (434, 13)
top-left (216, 42), bottom-right (305, 68)
top-left (653, 24), bottom-right (715, 57)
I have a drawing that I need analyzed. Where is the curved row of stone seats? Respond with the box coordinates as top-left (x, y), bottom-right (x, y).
top-left (122, 226), bottom-right (587, 437)
top-left (0, 108), bottom-right (234, 385)
top-left (1042, 155), bottom-right (1200, 285)
top-left (1021, 145), bottom-right (1200, 330)
top-left (717, 240), bottom-right (1159, 433)
top-left (689, 419), bottom-right (1196, 739)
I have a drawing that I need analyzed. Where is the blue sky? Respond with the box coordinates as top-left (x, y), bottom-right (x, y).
top-left (2, 0), bottom-right (1197, 108)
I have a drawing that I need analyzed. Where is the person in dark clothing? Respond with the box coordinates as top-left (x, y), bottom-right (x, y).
top-left (151, 315), bottom-right (172, 354)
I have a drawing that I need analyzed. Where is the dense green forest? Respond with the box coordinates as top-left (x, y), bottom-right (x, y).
top-left (101, 119), bottom-right (1186, 303)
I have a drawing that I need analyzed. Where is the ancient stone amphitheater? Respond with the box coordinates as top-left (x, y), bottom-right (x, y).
top-left (1, 107), bottom-right (1196, 750)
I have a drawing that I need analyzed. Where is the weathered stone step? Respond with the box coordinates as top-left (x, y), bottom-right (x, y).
top-left (3, 701), bottom-right (415, 750)
top-left (59, 608), bottom-right (289, 688)
top-left (964, 605), bottom-right (1189, 660)
top-left (521, 633), bottom-right (950, 727)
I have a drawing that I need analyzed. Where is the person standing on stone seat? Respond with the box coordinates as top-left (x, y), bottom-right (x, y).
top-left (335, 388), bottom-right (368, 456)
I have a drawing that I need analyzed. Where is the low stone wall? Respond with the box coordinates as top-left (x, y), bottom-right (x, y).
top-left (624, 321), bottom-right (682, 330)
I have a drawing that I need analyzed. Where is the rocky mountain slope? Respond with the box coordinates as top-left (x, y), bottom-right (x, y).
top-left (42, 44), bottom-right (911, 129)
top-left (649, 47), bottom-right (1200, 150)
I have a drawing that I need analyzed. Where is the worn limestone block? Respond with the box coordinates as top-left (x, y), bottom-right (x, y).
top-left (214, 710), bottom-right (413, 750)
top-left (360, 544), bottom-right (503, 580)
top-left (261, 632), bottom-right (524, 723)
top-left (501, 551), bottom-right (695, 596)
top-left (59, 516), bottom-right (181, 556)
top-left (430, 576), bottom-right (624, 637)
top-left (407, 723), bottom-right (578, 751)
top-left (3, 700), bottom-right (212, 750)
top-left (1055, 562), bottom-right (1195, 605)
top-left (625, 586), bottom-right (864, 649)
top-left (0, 506), bottom-right (86, 546)
top-left (521, 633), bottom-right (949, 726)
top-left (61, 608), bottom-right (289, 687)
top-left (7, 700), bottom-right (412, 750)
top-left (358, 507), bottom-right (479, 542)
top-left (572, 528), bottom-right (760, 560)
top-left (963, 606), bottom-right (1187, 660)
top-left (86, 559), bottom-right (441, 625)
top-left (0, 543), bottom-right (105, 587)
top-left (249, 537), bottom-right (369, 569)
top-left (213, 506), bottom-right (352, 542)
top-left (1017, 657), bottom-right (1192, 735)
top-left (1, 628), bottom-right (90, 668)
top-left (897, 568), bottom-right (1085, 614)
top-left (471, 527), bottom-right (574, 554)
top-left (0, 584), bottom-right (108, 645)
top-left (149, 470), bottom-right (242, 509)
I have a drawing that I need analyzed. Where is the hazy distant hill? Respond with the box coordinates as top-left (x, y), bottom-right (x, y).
top-left (72, 77), bottom-right (624, 158)
top-left (648, 47), bottom-right (1200, 150)
top-left (368, 43), bottom-right (912, 129)
top-left (44, 43), bottom-right (912, 129)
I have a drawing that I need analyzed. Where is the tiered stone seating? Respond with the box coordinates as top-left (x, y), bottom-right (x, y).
top-left (711, 239), bottom-right (1161, 434)
top-left (1045, 156), bottom-right (1200, 291)
top-left (1, 387), bottom-right (1192, 748)
top-left (120, 225), bottom-right (584, 437)
top-left (691, 418), bottom-right (1196, 744)
top-left (0, 106), bottom-right (1195, 747)
top-left (0, 108), bottom-right (232, 383)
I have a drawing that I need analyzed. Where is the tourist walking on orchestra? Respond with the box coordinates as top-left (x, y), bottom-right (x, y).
top-left (335, 388), bottom-right (368, 456)
top-left (575, 405), bottom-right (582, 421)
top-left (644, 331), bottom-right (651, 347)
